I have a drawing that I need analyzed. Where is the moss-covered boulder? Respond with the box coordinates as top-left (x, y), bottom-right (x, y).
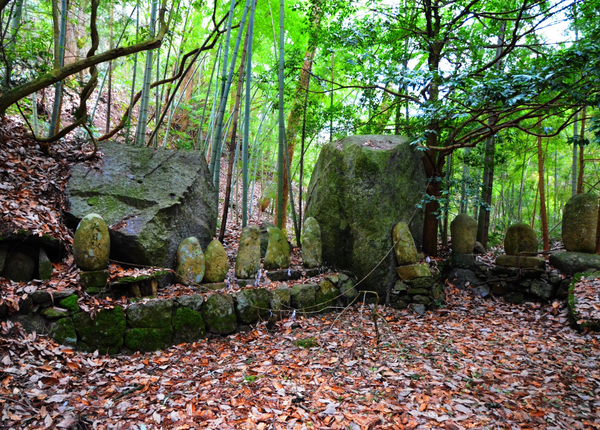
top-left (73, 307), bottom-right (126, 354)
top-left (203, 239), bottom-right (228, 283)
top-left (79, 269), bottom-right (109, 290)
top-left (124, 327), bottom-right (173, 352)
top-left (127, 299), bottom-right (173, 328)
top-left (291, 284), bottom-right (317, 311)
top-left (65, 141), bottom-right (218, 268)
top-left (264, 227), bottom-right (290, 270)
top-left (504, 223), bottom-right (537, 256)
top-left (235, 225), bottom-right (261, 279)
top-left (270, 285), bottom-right (291, 312)
top-left (496, 255), bottom-right (545, 268)
top-left (1, 251), bottom-right (34, 282)
top-left (450, 214), bottom-right (477, 254)
top-left (235, 288), bottom-right (270, 324)
top-left (49, 318), bottom-right (77, 347)
top-left (41, 306), bottom-right (70, 319)
top-left (176, 237), bottom-right (205, 284)
top-left (301, 217), bottom-right (322, 268)
top-left (172, 307), bottom-right (205, 344)
top-left (175, 294), bottom-right (204, 312)
top-left (316, 280), bottom-right (338, 312)
top-left (562, 193), bottom-right (599, 253)
top-left (393, 222), bottom-right (419, 266)
top-left (304, 135), bottom-right (426, 295)
top-left (73, 213), bottom-right (110, 271)
top-left (549, 251), bottom-right (600, 275)
top-left (201, 294), bottom-right (237, 334)
top-left (39, 248), bottom-right (53, 280)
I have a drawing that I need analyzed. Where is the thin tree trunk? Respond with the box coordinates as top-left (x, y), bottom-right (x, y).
top-left (49, 0), bottom-right (67, 137)
top-left (106, 0), bottom-right (114, 134)
top-left (577, 106), bottom-right (587, 194)
top-left (276, 0), bottom-right (285, 229)
top-left (242, 0), bottom-right (256, 227)
top-left (537, 118), bottom-right (549, 251)
top-left (442, 153), bottom-right (452, 248)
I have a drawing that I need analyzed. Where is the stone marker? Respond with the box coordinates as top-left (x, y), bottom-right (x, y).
top-left (393, 221), bottom-right (419, 266)
top-left (562, 193), bottom-right (599, 253)
top-left (264, 226), bottom-right (291, 270)
top-left (301, 217), bottom-right (322, 268)
top-left (2, 251), bottom-right (34, 282)
top-left (203, 239), bottom-right (228, 283)
top-left (176, 237), bottom-right (205, 284)
top-left (235, 225), bottom-right (261, 278)
top-left (39, 249), bottom-right (53, 280)
top-left (450, 214), bottom-right (477, 254)
top-left (504, 222), bottom-right (537, 255)
top-left (73, 213), bottom-right (110, 271)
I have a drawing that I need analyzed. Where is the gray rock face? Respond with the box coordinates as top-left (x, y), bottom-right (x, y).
top-left (451, 214), bottom-right (477, 254)
top-left (304, 135), bottom-right (426, 294)
top-left (393, 222), bottom-right (419, 266)
top-left (562, 193), bottom-right (598, 253)
top-left (301, 217), bottom-right (322, 268)
top-left (235, 226), bottom-right (261, 279)
top-left (176, 237), bottom-right (205, 284)
top-left (504, 222), bottom-right (537, 255)
top-left (66, 141), bottom-right (217, 268)
top-left (127, 299), bottom-right (173, 328)
top-left (264, 227), bottom-right (290, 270)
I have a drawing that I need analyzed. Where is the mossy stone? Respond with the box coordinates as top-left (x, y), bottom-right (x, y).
top-left (2, 251), bottom-right (34, 282)
top-left (124, 327), bottom-right (173, 352)
top-left (73, 307), bottom-right (126, 354)
top-left (173, 307), bottom-right (205, 344)
top-left (235, 288), bottom-right (270, 324)
top-left (264, 227), bottom-right (291, 270)
top-left (408, 288), bottom-right (429, 296)
top-left (79, 270), bottom-right (109, 289)
top-left (393, 222), bottom-right (419, 266)
top-left (0, 246), bottom-right (7, 274)
top-left (340, 279), bottom-right (359, 302)
top-left (301, 217), bottom-right (322, 268)
top-left (203, 239), bottom-right (228, 283)
top-left (235, 226), bottom-right (261, 279)
top-left (396, 263), bottom-right (431, 281)
top-left (175, 294), bottom-right (204, 312)
top-left (562, 193), bottom-right (599, 253)
top-left (73, 213), bottom-right (110, 271)
top-left (504, 223), bottom-right (538, 256)
top-left (41, 306), bottom-right (70, 319)
top-left (407, 276), bottom-right (435, 290)
top-left (549, 251), bottom-right (600, 275)
top-left (412, 295), bottom-right (431, 305)
top-left (304, 135), bottom-right (426, 296)
top-left (450, 214), bottom-right (477, 254)
top-left (270, 285), bottom-right (291, 312)
top-left (504, 292), bottom-right (524, 304)
top-left (176, 237), bottom-right (205, 284)
top-left (316, 280), bottom-right (338, 312)
top-left (49, 318), bottom-right (77, 347)
top-left (32, 290), bottom-right (52, 306)
top-left (58, 294), bottom-right (79, 313)
top-left (496, 255), bottom-right (544, 268)
top-left (38, 248), bottom-right (53, 280)
top-left (127, 299), bottom-right (173, 329)
top-left (201, 294), bottom-right (237, 334)
top-left (291, 284), bottom-right (317, 311)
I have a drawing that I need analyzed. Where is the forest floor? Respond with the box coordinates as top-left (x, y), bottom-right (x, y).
top-left (1, 117), bottom-right (600, 429)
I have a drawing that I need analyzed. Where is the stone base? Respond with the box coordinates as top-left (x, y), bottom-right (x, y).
top-left (451, 253), bottom-right (475, 268)
top-left (550, 252), bottom-right (600, 275)
top-left (396, 263), bottom-right (431, 281)
top-left (496, 255), bottom-right (545, 269)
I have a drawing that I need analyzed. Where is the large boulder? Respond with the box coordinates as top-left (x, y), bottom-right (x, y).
top-left (304, 135), bottom-right (426, 294)
top-left (65, 142), bottom-right (217, 268)
top-left (562, 193), bottom-right (598, 253)
top-left (550, 251), bottom-right (600, 275)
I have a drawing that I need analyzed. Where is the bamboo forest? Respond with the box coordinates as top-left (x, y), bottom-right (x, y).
top-left (1, 0), bottom-right (600, 428)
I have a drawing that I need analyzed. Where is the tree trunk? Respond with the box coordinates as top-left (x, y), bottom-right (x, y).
top-left (537, 119), bottom-right (549, 251)
top-left (276, 0), bottom-right (285, 229)
top-left (576, 106), bottom-right (587, 194)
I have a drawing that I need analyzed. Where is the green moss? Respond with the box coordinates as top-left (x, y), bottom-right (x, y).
top-left (87, 196), bottom-right (99, 205)
top-left (173, 307), bottom-right (205, 344)
top-left (58, 294), bottom-right (80, 313)
top-left (49, 318), bottom-right (77, 347)
top-left (124, 327), bottom-right (173, 352)
top-left (315, 280), bottom-right (337, 312)
top-left (73, 306), bottom-right (126, 354)
top-left (294, 337), bottom-right (318, 348)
